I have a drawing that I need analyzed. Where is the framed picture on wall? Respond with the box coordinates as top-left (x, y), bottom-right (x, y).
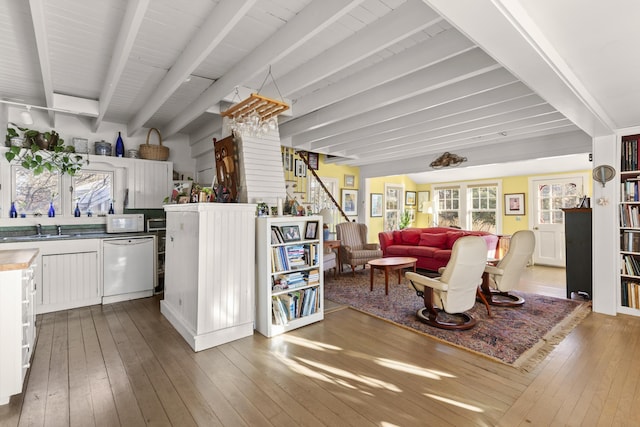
top-left (294, 159), bottom-right (307, 177)
top-left (370, 193), bottom-right (383, 217)
top-left (344, 174), bottom-right (355, 187)
top-left (307, 152), bottom-right (319, 170)
top-left (342, 189), bottom-right (358, 216)
top-left (405, 191), bottom-right (416, 206)
top-left (504, 193), bottom-right (525, 215)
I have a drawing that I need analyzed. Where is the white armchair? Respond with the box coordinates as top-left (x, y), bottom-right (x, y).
top-left (480, 230), bottom-right (535, 306)
top-left (405, 236), bottom-right (488, 330)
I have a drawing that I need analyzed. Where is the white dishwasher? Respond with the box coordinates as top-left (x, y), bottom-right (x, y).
top-left (103, 236), bottom-right (155, 304)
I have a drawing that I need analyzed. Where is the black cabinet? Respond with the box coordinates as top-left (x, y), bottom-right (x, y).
top-left (563, 208), bottom-right (592, 299)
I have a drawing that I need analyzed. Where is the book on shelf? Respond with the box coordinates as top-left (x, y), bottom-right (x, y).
top-left (621, 280), bottom-right (640, 309)
top-left (622, 230), bottom-right (640, 252)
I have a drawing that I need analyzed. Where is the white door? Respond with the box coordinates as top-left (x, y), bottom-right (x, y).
top-left (384, 184), bottom-right (404, 231)
top-left (530, 175), bottom-right (586, 266)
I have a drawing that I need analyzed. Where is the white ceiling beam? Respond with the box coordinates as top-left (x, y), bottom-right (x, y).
top-left (359, 129), bottom-right (590, 177)
top-left (126, 0), bottom-right (256, 136)
top-left (290, 28), bottom-right (474, 119)
top-left (302, 81), bottom-right (533, 150)
top-left (340, 103), bottom-right (558, 156)
top-left (280, 48), bottom-right (499, 137)
top-left (93, 0), bottom-right (149, 132)
top-left (263, 0), bottom-right (442, 98)
top-left (422, 0), bottom-right (614, 137)
top-left (162, 0), bottom-right (366, 138)
top-left (339, 113), bottom-right (570, 165)
top-left (28, 0), bottom-right (54, 127)
top-left (328, 94), bottom-right (548, 153)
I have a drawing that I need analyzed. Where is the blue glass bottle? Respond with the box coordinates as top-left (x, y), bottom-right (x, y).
top-left (9, 201), bottom-right (17, 218)
top-left (115, 132), bottom-right (125, 157)
top-left (74, 203), bottom-right (81, 217)
top-left (108, 201), bottom-right (115, 214)
top-left (48, 201), bottom-right (55, 218)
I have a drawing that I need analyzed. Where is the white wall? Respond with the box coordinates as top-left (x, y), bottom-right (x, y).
top-left (5, 106), bottom-right (196, 178)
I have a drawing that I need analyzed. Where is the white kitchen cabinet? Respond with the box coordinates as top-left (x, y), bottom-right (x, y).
top-left (42, 251), bottom-right (100, 312)
top-left (128, 159), bottom-right (172, 208)
top-left (0, 249), bottom-right (37, 405)
top-left (0, 240), bottom-right (102, 314)
top-left (162, 203), bottom-right (256, 351)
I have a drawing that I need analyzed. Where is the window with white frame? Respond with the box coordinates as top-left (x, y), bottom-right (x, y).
top-left (10, 166), bottom-right (113, 217)
top-left (434, 181), bottom-right (501, 232)
top-left (12, 167), bottom-right (61, 216)
top-left (72, 170), bottom-right (114, 215)
top-left (469, 185), bottom-right (497, 233)
top-left (436, 187), bottom-right (460, 227)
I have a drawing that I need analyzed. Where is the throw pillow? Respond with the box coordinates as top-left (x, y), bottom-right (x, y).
top-left (401, 229), bottom-right (422, 245)
top-left (418, 232), bottom-right (447, 249)
top-left (446, 231), bottom-right (464, 249)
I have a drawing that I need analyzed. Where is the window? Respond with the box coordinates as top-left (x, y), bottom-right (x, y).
top-left (434, 181), bottom-right (501, 232)
top-left (537, 182), bottom-right (580, 224)
top-left (436, 187), bottom-right (460, 227)
top-left (72, 170), bottom-right (113, 214)
top-left (10, 167), bottom-right (113, 217)
top-left (12, 167), bottom-right (61, 216)
top-left (469, 185), bottom-right (497, 233)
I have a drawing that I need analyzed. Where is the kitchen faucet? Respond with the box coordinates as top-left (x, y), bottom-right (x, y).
top-left (57, 225), bottom-right (62, 236)
top-left (36, 224), bottom-right (42, 236)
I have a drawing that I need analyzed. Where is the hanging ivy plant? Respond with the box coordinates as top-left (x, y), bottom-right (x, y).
top-left (5, 124), bottom-right (84, 175)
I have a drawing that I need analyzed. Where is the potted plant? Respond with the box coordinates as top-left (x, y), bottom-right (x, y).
top-left (4, 123), bottom-right (84, 175)
top-left (399, 210), bottom-right (411, 229)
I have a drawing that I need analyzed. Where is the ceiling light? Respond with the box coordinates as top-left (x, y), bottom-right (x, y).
top-left (429, 152), bottom-right (467, 169)
top-left (221, 67), bottom-right (289, 138)
top-left (20, 106), bottom-right (33, 125)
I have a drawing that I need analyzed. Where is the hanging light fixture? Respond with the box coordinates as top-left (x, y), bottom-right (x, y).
top-left (221, 66), bottom-right (289, 138)
top-left (20, 106), bottom-right (33, 125)
top-left (429, 152), bottom-right (467, 169)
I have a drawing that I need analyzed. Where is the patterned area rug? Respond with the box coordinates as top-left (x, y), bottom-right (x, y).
top-left (324, 269), bottom-right (591, 371)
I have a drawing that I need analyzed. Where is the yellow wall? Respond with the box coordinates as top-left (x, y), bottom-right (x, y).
top-left (364, 170), bottom-right (592, 243)
top-left (366, 175), bottom-right (420, 242)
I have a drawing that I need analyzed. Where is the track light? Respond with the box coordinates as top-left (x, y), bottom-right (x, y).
top-left (20, 106), bottom-right (33, 125)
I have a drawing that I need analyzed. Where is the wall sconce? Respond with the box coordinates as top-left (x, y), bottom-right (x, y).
top-left (592, 164), bottom-right (615, 188)
top-left (429, 152), bottom-right (467, 169)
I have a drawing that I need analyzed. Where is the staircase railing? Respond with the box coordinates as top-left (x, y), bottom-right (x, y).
top-left (297, 151), bottom-right (350, 223)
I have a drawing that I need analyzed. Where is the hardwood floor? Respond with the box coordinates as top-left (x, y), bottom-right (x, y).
top-left (1, 266), bottom-right (638, 426)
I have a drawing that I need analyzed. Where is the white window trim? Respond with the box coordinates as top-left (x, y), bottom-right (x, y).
top-left (433, 179), bottom-right (503, 233)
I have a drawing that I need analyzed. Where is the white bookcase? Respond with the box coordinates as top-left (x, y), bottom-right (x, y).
top-left (619, 133), bottom-right (640, 316)
top-left (255, 216), bottom-right (324, 337)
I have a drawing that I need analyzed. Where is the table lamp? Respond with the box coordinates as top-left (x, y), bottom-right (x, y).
top-left (320, 208), bottom-right (333, 240)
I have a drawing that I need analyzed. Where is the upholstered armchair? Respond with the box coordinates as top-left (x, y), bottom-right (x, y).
top-left (480, 229), bottom-right (535, 306)
top-left (336, 222), bottom-right (382, 276)
top-left (323, 246), bottom-right (337, 278)
top-left (406, 236), bottom-right (488, 330)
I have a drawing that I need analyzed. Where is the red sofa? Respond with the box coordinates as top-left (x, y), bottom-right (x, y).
top-left (378, 227), bottom-right (499, 272)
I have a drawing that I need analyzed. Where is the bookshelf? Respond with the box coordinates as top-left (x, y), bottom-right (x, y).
top-left (256, 216), bottom-right (324, 337)
top-left (619, 133), bottom-right (640, 315)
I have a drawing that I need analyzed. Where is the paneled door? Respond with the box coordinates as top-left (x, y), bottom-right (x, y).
top-left (529, 174), bottom-right (587, 266)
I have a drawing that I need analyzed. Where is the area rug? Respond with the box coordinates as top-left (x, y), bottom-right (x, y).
top-left (324, 270), bottom-right (591, 371)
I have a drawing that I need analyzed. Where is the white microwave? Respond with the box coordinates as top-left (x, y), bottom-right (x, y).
top-left (106, 214), bottom-right (145, 233)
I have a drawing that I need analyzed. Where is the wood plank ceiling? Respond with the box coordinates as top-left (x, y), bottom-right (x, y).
top-left (0, 0), bottom-right (594, 176)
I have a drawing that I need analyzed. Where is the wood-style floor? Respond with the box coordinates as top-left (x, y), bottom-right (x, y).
top-left (1, 266), bottom-right (638, 426)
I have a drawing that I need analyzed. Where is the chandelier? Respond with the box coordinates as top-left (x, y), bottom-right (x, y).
top-left (221, 67), bottom-right (289, 137)
top-left (429, 152), bottom-right (467, 169)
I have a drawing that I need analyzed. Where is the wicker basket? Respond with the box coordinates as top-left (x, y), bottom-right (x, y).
top-left (139, 128), bottom-right (169, 161)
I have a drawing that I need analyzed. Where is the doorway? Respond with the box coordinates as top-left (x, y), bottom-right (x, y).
top-left (529, 174), bottom-right (588, 266)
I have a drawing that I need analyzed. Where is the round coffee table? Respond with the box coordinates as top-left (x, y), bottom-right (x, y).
top-left (368, 257), bottom-right (418, 295)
